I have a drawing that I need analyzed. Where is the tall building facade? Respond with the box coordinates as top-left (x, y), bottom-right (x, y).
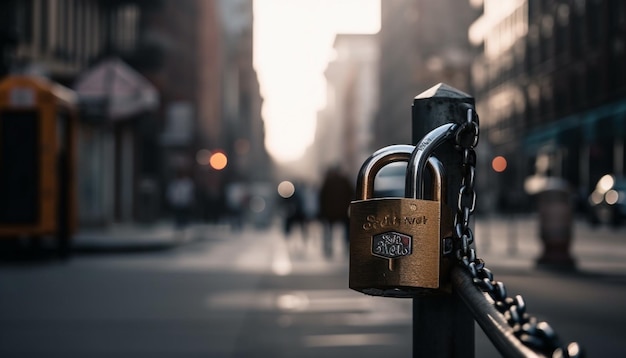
top-left (375, 0), bottom-right (478, 150)
top-left (0, 0), bottom-right (155, 224)
top-left (314, 34), bottom-right (379, 180)
top-left (118, 0), bottom-right (269, 221)
top-left (0, 0), bottom-right (268, 225)
top-left (140, 0), bottom-right (220, 221)
top-left (217, 0), bottom-right (269, 184)
top-left (470, 0), bottom-right (626, 210)
top-left (0, 0), bottom-right (142, 83)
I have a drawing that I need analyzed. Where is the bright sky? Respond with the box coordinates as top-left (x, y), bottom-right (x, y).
top-left (253, 0), bottom-right (381, 163)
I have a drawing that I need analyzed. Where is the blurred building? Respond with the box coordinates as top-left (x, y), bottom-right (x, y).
top-left (314, 34), bottom-right (379, 180)
top-left (0, 0), bottom-right (268, 225)
top-left (374, 0), bottom-right (478, 149)
top-left (0, 0), bottom-right (144, 83)
top-left (0, 0), bottom-right (157, 225)
top-left (212, 0), bottom-right (270, 225)
top-left (217, 0), bottom-right (269, 183)
top-left (470, 0), bottom-right (626, 210)
top-left (139, 0), bottom-right (221, 223)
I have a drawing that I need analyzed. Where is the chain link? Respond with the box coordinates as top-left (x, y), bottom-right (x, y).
top-left (451, 106), bottom-right (583, 358)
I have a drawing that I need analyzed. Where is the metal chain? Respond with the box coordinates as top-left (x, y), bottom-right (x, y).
top-left (451, 106), bottom-right (583, 358)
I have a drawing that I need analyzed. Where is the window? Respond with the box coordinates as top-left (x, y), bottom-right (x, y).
top-left (586, 1), bottom-right (602, 47)
top-left (39, 0), bottom-right (48, 52)
top-left (16, 0), bottom-right (34, 44)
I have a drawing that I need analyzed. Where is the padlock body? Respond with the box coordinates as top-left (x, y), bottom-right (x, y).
top-left (349, 197), bottom-right (443, 296)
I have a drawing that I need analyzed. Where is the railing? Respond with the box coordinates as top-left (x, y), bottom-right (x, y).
top-left (410, 84), bottom-right (583, 358)
top-left (453, 266), bottom-right (582, 358)
top-left (357, 83), bottom-right (584, 357)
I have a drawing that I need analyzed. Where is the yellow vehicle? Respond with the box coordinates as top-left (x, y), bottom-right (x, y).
top-left (0, 75), bottom-right (77, 257)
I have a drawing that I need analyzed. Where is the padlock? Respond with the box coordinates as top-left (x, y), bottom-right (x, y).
top-left (349, 141), bottom-right (453, 298)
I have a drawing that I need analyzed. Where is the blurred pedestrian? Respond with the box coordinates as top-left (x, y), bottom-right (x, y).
top-left (281, 181), bottom-right (308, 239)
top-left (225, 183), bottom-right (247, 232)
top-left (166, 169), bottom-right (195, 238)
top-left (301, 183), bottom-right (319, 229)
top-left (201, 186), bottom-right (224, 224)
top-left (318, 166), bottom-right (354, 259)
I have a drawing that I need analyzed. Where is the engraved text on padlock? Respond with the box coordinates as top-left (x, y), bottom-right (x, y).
top-left (348, 144), bottom-right (450, 297)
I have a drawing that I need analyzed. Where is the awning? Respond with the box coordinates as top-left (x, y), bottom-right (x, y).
top-left (73, 57), bottom-right (159, 120)
top-left (524, 99), bottom-right (626, 153)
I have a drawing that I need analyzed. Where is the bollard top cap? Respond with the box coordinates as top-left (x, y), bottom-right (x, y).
top-left (414, 83), bottom-right (471, 100)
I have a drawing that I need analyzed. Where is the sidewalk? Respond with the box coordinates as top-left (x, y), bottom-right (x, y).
top-left (70, 215), bottom-right (626, 276)
top-left (474, 214), bottom-right (626, 276)
top-left (72, 220), bottom-right (207, 252)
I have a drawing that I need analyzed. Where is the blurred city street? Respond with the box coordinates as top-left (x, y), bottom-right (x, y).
top-left (1, 215), bottom-right (625, 357)
top-left (2, 1), bottom-right (626, 357)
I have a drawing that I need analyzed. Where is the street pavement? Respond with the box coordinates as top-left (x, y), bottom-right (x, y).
top-left (0, 215), bottom-right (624, 357)
top-left (68, 214), bottom-right (626, 276)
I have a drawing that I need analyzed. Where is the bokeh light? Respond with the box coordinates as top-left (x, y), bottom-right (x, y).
top-left (209, 152), bottom-right (228, 170)
top-left (605, 189), bottom-right (619, 205)
top-left (597, 174), bottom-right (615, 193)
top-left (491, 156), bottom-right (507, 173)
top-left (277, 181), bottom-right (295, 198)
top-left (196, 149), bottom-right (212, 166)
top-left (249, 195), bottom-right (266, 213)
top-left (589, 191), bottom-right (604, 205)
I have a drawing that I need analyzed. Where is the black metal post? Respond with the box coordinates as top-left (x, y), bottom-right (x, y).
top-left (411, 83), bottom-right (475, 357)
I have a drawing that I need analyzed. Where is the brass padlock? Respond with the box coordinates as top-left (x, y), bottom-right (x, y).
top-left (349, 144), bottom-right (453, 298)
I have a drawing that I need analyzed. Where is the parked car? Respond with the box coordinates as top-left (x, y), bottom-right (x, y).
top-left (588, 174), bottom-right (626, 227)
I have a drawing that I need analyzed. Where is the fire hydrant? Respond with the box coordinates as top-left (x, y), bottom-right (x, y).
top-left (526, 176), bottom-right (576, 269)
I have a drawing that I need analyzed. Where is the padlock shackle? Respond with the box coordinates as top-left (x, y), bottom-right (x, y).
top-left (355, 144), bottom-right (447, 201)
top-left (356, 144), bottom-right (414, 200)
top-left (424, 156), bottom-right (445, 202)
top-left (406, 123), bottom-right (457, 199)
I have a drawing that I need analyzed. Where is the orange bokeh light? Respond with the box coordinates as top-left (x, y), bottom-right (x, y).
top-left (209, 152), bottom-right (228, 170)
top-left (492, 156), bottom-right (507, 173)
